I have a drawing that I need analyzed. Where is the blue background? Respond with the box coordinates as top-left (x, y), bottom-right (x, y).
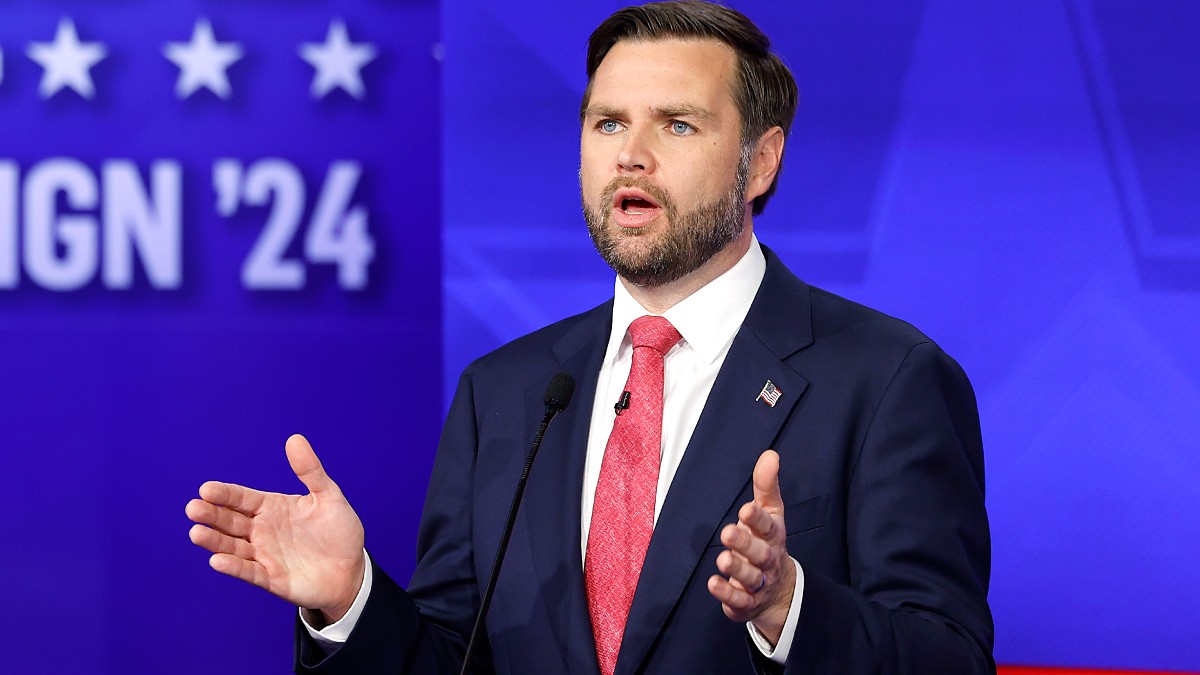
top-left (2, 1), bottom-right (1198, 672)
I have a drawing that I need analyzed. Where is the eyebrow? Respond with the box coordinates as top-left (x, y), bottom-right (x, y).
top-left (652, 104), bottom-right (715, 121)
top-left (582, 103), bottom-right (717, 121)
top-left (582, 104), bottom-right (625, 120)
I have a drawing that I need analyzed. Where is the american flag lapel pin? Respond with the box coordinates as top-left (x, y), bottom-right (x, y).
top-left (756, 380), bottom-right (782, 407)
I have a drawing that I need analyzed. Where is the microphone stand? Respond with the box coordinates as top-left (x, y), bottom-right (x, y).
top-left (459, 376), bottom-right (573, 675)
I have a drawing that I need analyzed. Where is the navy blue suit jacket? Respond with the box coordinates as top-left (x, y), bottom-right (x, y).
top-left (296, 246), bottom-right (994, 674)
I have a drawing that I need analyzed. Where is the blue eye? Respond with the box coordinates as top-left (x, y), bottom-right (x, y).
top-left (599, 120), bottom-right (621, 134)
top-left (670, 121), bottom-right (694, 135)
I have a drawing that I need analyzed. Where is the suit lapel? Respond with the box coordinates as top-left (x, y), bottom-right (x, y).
top-left (616, 249), bottom-right (814, 674)
top-left (522, 303), bottom-right (612, 674)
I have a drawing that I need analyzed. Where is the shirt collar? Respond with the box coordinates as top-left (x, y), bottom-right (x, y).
top-left (607, 234), bottom-right (766, 366)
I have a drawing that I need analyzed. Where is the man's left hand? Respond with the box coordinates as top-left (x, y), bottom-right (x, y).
top-left (706, 449), bottom-right (796, 646)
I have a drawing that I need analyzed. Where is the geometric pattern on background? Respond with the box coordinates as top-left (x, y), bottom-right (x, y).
top-left (1066, 0), bottom-right (1200, 290)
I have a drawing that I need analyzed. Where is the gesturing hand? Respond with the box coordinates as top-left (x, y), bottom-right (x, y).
top-left (185, 434), bottom-right (367, 625)
top-left (706, 449), bottom-right (796, 646)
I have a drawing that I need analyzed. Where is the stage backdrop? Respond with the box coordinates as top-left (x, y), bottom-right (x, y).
top-left (1, 0), bottom-right (440, 672)
top-left (0, 0), bottom-right (1197, 673)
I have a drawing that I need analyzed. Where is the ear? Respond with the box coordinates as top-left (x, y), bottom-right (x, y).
top-left (745, 126), bottom-right (785, 205)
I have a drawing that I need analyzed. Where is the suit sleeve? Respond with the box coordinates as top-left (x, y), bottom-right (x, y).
top-left (781, 341), bottom-right (994, 674)
top-left (294, 372), bottom-right (488, 674)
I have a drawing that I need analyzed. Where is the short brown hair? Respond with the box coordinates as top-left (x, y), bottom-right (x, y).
top-left (582, 1), bottom-right (799, 215)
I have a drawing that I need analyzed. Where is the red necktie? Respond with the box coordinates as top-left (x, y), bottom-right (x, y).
top-left (585, 315), bottom-right (682, 675)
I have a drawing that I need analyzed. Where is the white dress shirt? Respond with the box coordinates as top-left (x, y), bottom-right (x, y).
top-left (306, 235), bottom-right (803, 664)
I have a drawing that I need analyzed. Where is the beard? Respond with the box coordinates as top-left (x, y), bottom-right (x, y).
top-left (582, 151), bottom-right (749, 288)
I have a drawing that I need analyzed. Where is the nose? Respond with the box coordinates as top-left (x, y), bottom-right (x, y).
top-left (617, 127), bottom-right (655, 174)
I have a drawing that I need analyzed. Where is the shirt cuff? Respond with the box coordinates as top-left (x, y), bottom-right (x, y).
top-left (300, 549), bottom-right (374, 649)
top-left (746, 557), bottom-right (804, 664)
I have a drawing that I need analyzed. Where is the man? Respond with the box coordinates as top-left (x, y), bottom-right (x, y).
top-left (186, 2), bottom-right (993, 673)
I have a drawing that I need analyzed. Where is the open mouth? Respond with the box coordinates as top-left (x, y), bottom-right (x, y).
top-left (621, 197), bottom-right (656, 214)
top-left (611, 187), bottom-right (662, 227)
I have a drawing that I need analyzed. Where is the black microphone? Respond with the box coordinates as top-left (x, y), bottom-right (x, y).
top-left (544, 373), bottom-right (576, 414)
top-left (460, 373), bottom-right (575, 675)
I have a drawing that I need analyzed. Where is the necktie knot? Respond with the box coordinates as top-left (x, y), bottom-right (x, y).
top-left (628, 315), bottom-right (682, 355)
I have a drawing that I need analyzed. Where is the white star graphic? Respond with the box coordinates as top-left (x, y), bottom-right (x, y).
top-left (163, 18), bottom-right (243, 100)
top-left (26, 18), bottom-right (107, 99)
top-left (299, 19), bottom-right (377, 100)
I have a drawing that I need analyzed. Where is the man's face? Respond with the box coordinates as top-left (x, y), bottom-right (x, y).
top-left (580, 39), bottom-right (750, 287)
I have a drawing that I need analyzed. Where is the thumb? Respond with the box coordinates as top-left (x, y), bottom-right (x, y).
top-left (752, 449), bottom-right (784, 513)
top-left (286, 433), bottom-right (338, 496)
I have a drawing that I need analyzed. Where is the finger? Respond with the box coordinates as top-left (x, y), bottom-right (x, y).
top-left (707, 574), bottom-right (754, 617)
top-left (716, 548), bottom-right (764, 598)
top-left (197, 481), bottom-right (266, 516)
top-left (738, 501), bottom-right (779, 542)
top-left (209, 552), bottom-right (270, 591)
top-left (189, 523), bottom-right (256, 561)
top-left (721, 521), bottom-right (773, 569)
top-left (707, 573), bottom-right (743, 605)
top-left (286, 434), bottom-right (338, 496)
top-left (185, 498), bottom-right (253, 538)
top-left (752, 450), bottom-right (784, 513)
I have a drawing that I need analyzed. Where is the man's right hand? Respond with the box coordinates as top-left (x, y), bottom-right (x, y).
top-left (186, 433), bottom-right (366, 626)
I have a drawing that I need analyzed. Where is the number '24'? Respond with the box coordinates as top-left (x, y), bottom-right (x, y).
top-left (214, 159), bottom-right (375, 290)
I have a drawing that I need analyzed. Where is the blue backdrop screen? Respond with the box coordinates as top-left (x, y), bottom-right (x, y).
top-left (1, 1), bottom-right (440, 672)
